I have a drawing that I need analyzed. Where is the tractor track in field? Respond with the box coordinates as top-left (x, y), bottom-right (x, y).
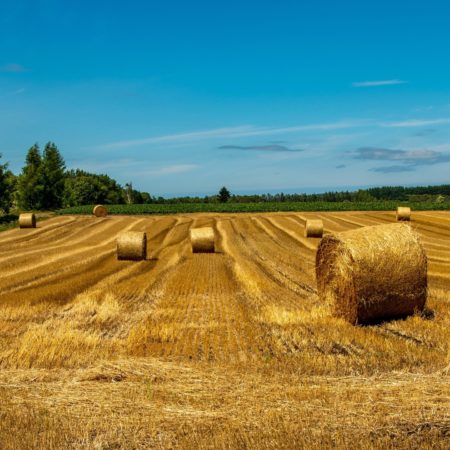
top-left (0, 211), bottom-right (449, 450)
top-left (0, 211), bottom-right (448, 374)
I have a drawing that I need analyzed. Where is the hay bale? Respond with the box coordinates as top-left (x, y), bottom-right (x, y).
top-left (305, 219), bottom-right (323, 238)
top-left (117, 231), bottom-right (147, 260)
top-left (316, 223), bottom-right (427, 324)
top-left (19, 213), bottom-right (36, 229)
top-left (190, 227), bottom-right (215, 253)
top-left (93, 205), bottom-right (108, 217)
top-left (397, 206), bottom-right (411, 221)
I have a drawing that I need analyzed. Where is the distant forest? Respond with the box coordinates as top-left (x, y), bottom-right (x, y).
top-left (0, 143), bottom-right (449, 213)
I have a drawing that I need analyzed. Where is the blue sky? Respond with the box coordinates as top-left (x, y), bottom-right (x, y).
top-left (1, 0), bottom-right (450, 196)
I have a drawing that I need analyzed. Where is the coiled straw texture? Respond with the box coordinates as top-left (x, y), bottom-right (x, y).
top-left (396, 206), bottom-right (411, 221)
top-left (316, 223), bottom-right (427, 324)
top-left (19, 213), bottom-right (36, 229)
top-left (93, 205), bottom-right (108, 217)
top-left (117, 231), bottom-right (147, 261)
top-left (305, 219), bottom-right (323, 238)
top-left (190, 227), bottom-right (215, 253)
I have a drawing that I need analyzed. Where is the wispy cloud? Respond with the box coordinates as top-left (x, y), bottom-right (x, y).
top-left (353, 147), bottom-right (445, 163)
top-left (218, 144), bottom-right (303, 152)
top-left (381, 118), bottom-right (450, 128)
top-left (100, 126), bottom-right (255, 149)
top-left (413, 105), bottom-right (433, 112)
top-left (335, 164), bottom-right (346, 169)
top-left (68, 158), bottom-right (139, 172)
top-left (352, 146), bottom-right (450, 172)
top-left (370, 165), bottom-right (416, 173)
top-left (97, 120), bottom-right (368, 149)
top-left (145, 164), bottom-right (198, 176)
top-left (68, 159), bottom-right (198, 176)
top-left (0, 63), bottom-right (28, 73)
top-left (0, 87), bottom-right (25, 99)
top-left (413, 128), bottom-right (436, 137)
top-left (352, 79), bottom-right (407, 87)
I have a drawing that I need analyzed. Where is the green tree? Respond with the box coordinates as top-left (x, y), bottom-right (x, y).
top-left (140, 192), bottom-right (152, 204)
top-left (218, 186), bottom-right (231, 203)
top-left (16, 144), bottom-right (44, 210)
top-left (63, 170), bottom-right (126, 206)
top-left (41, 142), bottom-right (66, 209)
top-left (353, 189), bottom-right (375, 202)
top-left (0, 154), bottom-right (13, 213)
top-left (63, 174), bottom-right (100, 206)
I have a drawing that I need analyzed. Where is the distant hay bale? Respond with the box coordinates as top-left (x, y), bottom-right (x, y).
top-left (19, 213), bottom-right (36, 229)
top-left (316, 223), bottom-right (427, 324)
top-left (117, 231), bottom-right (147, 261)
top-left (397, 206), bottom-right (411, 221)
top-left (93, 205), bottom-right (108, 217)
top-left (305, 219), bottom-right (323, 238)
top-left (190, 227), bottom-right (215, 253)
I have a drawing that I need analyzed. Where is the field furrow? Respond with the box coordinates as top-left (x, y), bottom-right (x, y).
top-left (0, 211), bottom-right (449, 448)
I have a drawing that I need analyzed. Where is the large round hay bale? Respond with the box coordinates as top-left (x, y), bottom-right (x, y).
top-left (316, 223), bottom-right (427, 324)
top-left (190, 227), bottom-right (215, 253)
top-left (117, 231), bottom-right (147, 260)
top-left (305, 219), bottom-right (323, 238)
top-left (93, 205), bottom-right (108, 217)
top-left (19, 213), bottom-right (36, 229)
top-left (396, 206), bottom-right (411, 221)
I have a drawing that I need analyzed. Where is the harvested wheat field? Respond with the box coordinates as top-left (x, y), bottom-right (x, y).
top-left (0, 212), bottom-right (449, 449)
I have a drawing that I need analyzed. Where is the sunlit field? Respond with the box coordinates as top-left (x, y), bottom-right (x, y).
top-left (0, 212), bottom-right (448, 449)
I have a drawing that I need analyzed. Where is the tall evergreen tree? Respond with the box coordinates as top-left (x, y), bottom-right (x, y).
top-left (41, 142), bottom-right (66, 209)
top-left (0, 154), bottom-right (13, 213)
top-left (218, 186), bottom-right (231, 203)
top-left (16, 144), bottom-right (44, 210)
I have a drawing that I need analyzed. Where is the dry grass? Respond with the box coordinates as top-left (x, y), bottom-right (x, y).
top-left (0, 212), bottom-right (448, 449)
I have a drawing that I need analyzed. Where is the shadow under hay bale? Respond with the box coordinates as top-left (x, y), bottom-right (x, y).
top-left (93, 205), bottom-right (108, 217)
top-left (397, 206), bottom-right (411, 221)
top-left (316, 223), bottom-right (427, 325)
top-left (117, 231), bottom-right (147, 261)
top-left (305, 219), bottom-right (323, 238)
top-left (19, 213), bottom-right (36, 229)
top-left (190, 227), bottom-right (215, 253)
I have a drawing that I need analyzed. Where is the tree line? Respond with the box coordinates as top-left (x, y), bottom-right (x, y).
top-left (0, 143), bottom-right (448, 214)
top-left (0, 143), bottom-right (152, 213)
top-left (151, 186), bottom-right (450, 204)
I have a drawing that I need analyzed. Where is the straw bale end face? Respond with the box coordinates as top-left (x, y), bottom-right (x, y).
top-left (19, 213), bottom-right (36, 229)
top-left (117, 231), bottom-right (147, 261)
top-left (190, 227), bottom-right (215, 253)
top-left (305, 219), bottom-right (323, 238)
top-left (93, 205), bottom-right (108, 217)
top-left (316, 223), bottom-right (427, 324)
top-left (396, 206), bottom-right (411, 221)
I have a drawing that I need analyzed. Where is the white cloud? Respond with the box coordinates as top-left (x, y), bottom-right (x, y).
top-left (352, 79), bottom-right (407, 87)
top-left (143, 164), bottom-right (199, 176)
top-left (0, 63), bottom-right (28, 73)
top-left (0, 87), bottom-right (25, 99)
top-left (99, 126), bottom-right (255, 149)
top-left (97, 120), bottom-right (368, 149)
top-left (67, 158), bottom-right (139, 172)
top-left (381, 118), bottom-right (450, 127)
